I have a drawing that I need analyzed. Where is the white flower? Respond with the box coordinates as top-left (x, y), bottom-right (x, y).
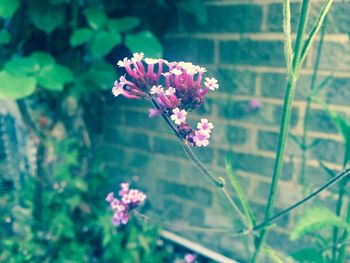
top-left (145, 58), bottom-right (159, 64)
top-left (165, 87), bottom-right (176, 96)
top-left (170, 68), bottom-right (182, 76)
top-left (186, 67), bottom-right (197, 75)
top-left (204, 77), bottom-right (219, 90)
top-left (131, 52), bottom-right (144, 62)
top-left (170, 107), bottom-right (187, 125)
top-left (197, 66), bottom-right (207, 73)
top-left (117, 57), bottom-right (129, 67)
top-left (197, 119), bottom-right (214, 133)
top-left (112, 81), bottom-right (124, 97)
top-left (150, 85), bottom-right (164, 94)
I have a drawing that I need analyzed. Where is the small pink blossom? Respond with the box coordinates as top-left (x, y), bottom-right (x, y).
top-left (193, 130), bottom-right (210, 147)
top-left (149, 108), bottom-right (162, 118)
top-left (184, 253), bottom-right (196, 263)
top-left (112, 82), bottom-right (124, 97)
top-left (165, 87), bottom-right (176, 96)
top-left (105, 192), bottom-right (114, 202)
top-left (197, 119), bottom-right (214, 134)
top-left (171, 108), bottom-right (187, 125)
top-left (204, 77), bottom-right (219, 90)
top-left (150, 85), bottom-right (164, 94)
top-left (248, 99), bottom-right (262, 110)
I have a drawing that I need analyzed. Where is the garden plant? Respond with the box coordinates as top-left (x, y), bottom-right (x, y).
top-left (1, 0), bottom-right (350, 262)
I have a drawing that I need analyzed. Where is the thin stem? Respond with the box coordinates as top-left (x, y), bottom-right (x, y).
top-left (300, 16), bottom-right (327, 185)
top-left (251, 1), bottom-right (311, 260)
top-left (332, 134), bottom-right (350, 262)
top-left (150, 99), bottom-right (249, 227)
top-left (291, 0), bottom-right (310, 73)
top-left (282, 0), bottom-right (293, 72)
top-left (337, 202), bottom-right (350, 262)
top-left (252, 168), bottom-right (350, 232)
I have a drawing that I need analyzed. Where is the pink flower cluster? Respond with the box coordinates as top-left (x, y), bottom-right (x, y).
top-left (112, 52), bottom-right (219, 147)
top-left (105, 182), bottom-right (146, 226)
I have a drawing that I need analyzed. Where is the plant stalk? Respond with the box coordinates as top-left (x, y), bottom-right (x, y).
top-left (300, 17), bottom-right (327, 185)
top-left (251, 1), bottom-right (310, 261)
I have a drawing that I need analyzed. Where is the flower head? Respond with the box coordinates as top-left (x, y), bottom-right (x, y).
top-left (106, 182), bottom-right (146, 227)
top-left (112, 55), bottom-right (219, 147)
top-left (171, 108), bottom-right (187, 125)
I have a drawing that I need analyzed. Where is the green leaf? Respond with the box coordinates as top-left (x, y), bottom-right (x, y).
top-left (290, 248), bottom-right (324, 263)
top-left (31, 52), bottom-right (55, 68)
top-left (70, 28), bottom-right (93, 46)
top-left (74, 178), bottom-right (88, 192)
top-left (0, 0), bottom-right (20, 19)
top-left (0, 71), bottom-right (36, 99)
top-left (91, 31), bottom-right (121, 57)
top-left (290, 206), bottom-right (349, 240)
top-left (318, 160), bottom-right (336, 178)
top-left (107, 16), bottom-right (140, 33)
top-left (89, 60), bottom-right (117, 90)
top-left (84, 8), bottom-right (107, 30)
top-left (37, 64), bottom-right (73, 91)
top-left (0, 29), bottom-right (10, 44)
top-left (4, 57), bottom-right (40, 77)
top-left (125, 31), bottom-right (163, 58)
top-left (29, 4), bottom-right (65, 33)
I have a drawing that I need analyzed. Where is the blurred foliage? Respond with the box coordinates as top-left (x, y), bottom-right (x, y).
top-left (0, 136), bottom-right (173, 262)
top-left (0, 0), bottom-right (208, 262)
top-left (0, 0), bottom-right (207, 100)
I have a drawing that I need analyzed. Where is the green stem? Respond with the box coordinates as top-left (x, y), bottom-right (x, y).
top-left (150, 99), bottom-right (250, 228)
top-left (337, 201), bottom-right (350, 262)
top-left (251, 1), bottom-right (310, 261)
top-left (332, 142), bottom-right (350, 262)
top-left (252, 168), bottom-right (350, 233)
top-left (300, 16), bottom-right (327, 185)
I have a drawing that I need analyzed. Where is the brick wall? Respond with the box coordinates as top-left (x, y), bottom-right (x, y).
top-left (101, 0), bottom-right (350, 261)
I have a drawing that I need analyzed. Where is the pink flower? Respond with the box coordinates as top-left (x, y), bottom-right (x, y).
top-left (197, 119), bottom-right (214, 134)
top-left (112, 81), bottom-right (124, 97)
top-left (165, 87), bottom-right (176, 96)
top-left (170, 68), bottom-right (182, 75)
top-left (150, 85), bottom-right (164, 95)
top-left (248, 99), bottom-right (262, 110)
top-left (149, 108), bottom-right (162, 118)
top-left (107, 182), bottom-right (147, 227)
top-left (204, 77), bottom-right (219, 90)
top-left (105, 192), bottom-right (114, 202)
top-left (193, 130), bottom-right (210, 147)
top-left (184, 253), bottom-right (196, 263)
top-left (170, 108), bottom-right (187, 125)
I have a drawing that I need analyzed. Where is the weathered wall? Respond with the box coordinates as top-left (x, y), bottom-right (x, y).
top-left (102, 0), bottom-right (350, 261)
